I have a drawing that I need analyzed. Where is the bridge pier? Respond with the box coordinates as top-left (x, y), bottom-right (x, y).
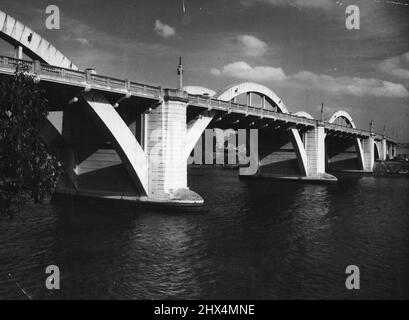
top-left (304, 123), bottom-right (337, 182)
top-left (146, 89), bottom-right (203, 205)
top-left (49, 90), bottom-right (203, 207)
top-left (379, 138), bottom-right (387, 161)
top-left (387, 142), bottom-right (393, 160)
top-left (238, 122), bottom-right (337, 183)
top-left (362, 136), bottom-right (375, 172)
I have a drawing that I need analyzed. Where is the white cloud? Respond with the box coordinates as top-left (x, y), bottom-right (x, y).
top-left (74, 37), bottom-right (90, 45)
top-left (379, 52), bottom-right (409, 80)
top-left (211, 61), bottom-right (409, 98)
top-left (237, 35), bottom-right (268, 57)
top-left (241, 0), bottom-right (333, 9)
top-left (42, 15), bottom-right (174, 71)
top-left (59, 17), bottom-right (94, 46)
top-left (154, 19), bottom-right (176, 39)
top-left (210, 68), bottom-right (221, 76)
top-left (211, 61), bottom-right (286, 81)
top-left (290, 71), bottom-right (409, 98)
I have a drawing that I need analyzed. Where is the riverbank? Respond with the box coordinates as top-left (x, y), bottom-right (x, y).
top-left (373, 160), bottom-right (409, 177)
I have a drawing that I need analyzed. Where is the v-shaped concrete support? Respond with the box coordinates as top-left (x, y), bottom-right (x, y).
top-left (82, 92), bottom-right (149, 196)
top-left (184, 111), bottom-right (215, 160)
top-left (290, 127), bottom-right (308, 176)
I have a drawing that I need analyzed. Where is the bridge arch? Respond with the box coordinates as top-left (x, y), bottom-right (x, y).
top-left (294, 111), bottom-right (314, 119)
top-left (327, 110), bottom-right (356, 128)
top-left (213, 82), bottom-right (307, 176)
top-left (0, 10), bottom-right (78, 69)
top-left (184, 86), bottom-right (216, 97)
top-left (214, 82), bottom-right (288, 113)
top-left (327, 110), bottom-right (364, 170)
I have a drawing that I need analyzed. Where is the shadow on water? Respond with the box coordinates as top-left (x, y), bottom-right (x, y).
top-left (0, 167), bottom-right (408, 299)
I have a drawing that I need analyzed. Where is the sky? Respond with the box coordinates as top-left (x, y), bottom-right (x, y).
top-left (1, 0), bottom-right (409, 140)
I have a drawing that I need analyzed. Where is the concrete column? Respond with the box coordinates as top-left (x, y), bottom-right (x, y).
top-left (379, 138), bottom-right (387, 161)
top-left (135, 112), bottom-right (147, 150)
top-left (247, 92), bottom-right (252, 106)
top-left (362, 136), bottom-right (375, 172)
top-left (146, 89), bottom-right (202, 204)
top-left (15, 45), bottom-right (23, 59)
top-left (305, 122), bottom-right (326, 177)
top-left (387, 143), bottom-right (393, 160)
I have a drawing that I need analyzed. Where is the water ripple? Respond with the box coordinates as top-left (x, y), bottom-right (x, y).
top-left (0, 169), bottom-right (408, 299)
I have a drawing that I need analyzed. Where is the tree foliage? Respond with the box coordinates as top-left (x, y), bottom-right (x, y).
top-left (0, 65), bottom-right (61, 216)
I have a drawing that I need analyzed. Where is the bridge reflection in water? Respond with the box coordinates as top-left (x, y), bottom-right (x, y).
top-left (0, 168), bottom-right (408, 299)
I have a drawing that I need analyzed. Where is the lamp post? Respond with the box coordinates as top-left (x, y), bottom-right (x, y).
top-left (177, 56), bottom-right (183, 90)
top-left (320, 103), bottom-right (324, 122)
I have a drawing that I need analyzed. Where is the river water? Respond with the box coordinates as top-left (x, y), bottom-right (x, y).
top-left (0, 168), bottom-right (408, 300)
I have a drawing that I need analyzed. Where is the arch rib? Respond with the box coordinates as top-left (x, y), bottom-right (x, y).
top-left (184, 86), bottom-right (216, 97)
top-left (215, 82), bottom-right (307, 176)
top-left (327, 110), bottom-right (356, 128)
top-left (294, 111), bottom-right (314, 119)
top-left (0, 10), bottom-right (78, 69)
top-left (328, 110), bottom-right (364, 170)
top-left (214, 82), bottom-right (288, 113)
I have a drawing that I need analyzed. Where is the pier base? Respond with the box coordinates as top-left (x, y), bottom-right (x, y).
top-left (145, 89), bottom-right (204, 205)
top-left (304, 123), bottom-right (338, 182)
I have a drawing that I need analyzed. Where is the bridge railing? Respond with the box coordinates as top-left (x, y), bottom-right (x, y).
top-left (0, 56), bottom-right (162, 98)
top-left (0, 56), bottom-right (33, 70)
top-left (0, 56), bottom-right (397, 143)
top-left (324, 122), bottom-right (370, 138)
top-left (324, 123), bottom-right (396, 143)
top-left (187, 93), bottom-right (316, 127)
top-left (41, 63), bottom-right (85, 83)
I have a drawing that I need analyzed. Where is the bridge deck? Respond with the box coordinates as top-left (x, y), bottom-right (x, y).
top-left (0, 56), bottom-right (396, 144)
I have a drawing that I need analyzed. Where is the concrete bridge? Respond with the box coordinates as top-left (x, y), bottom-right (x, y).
top-left (0, 10), bottom-right (397, 206)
